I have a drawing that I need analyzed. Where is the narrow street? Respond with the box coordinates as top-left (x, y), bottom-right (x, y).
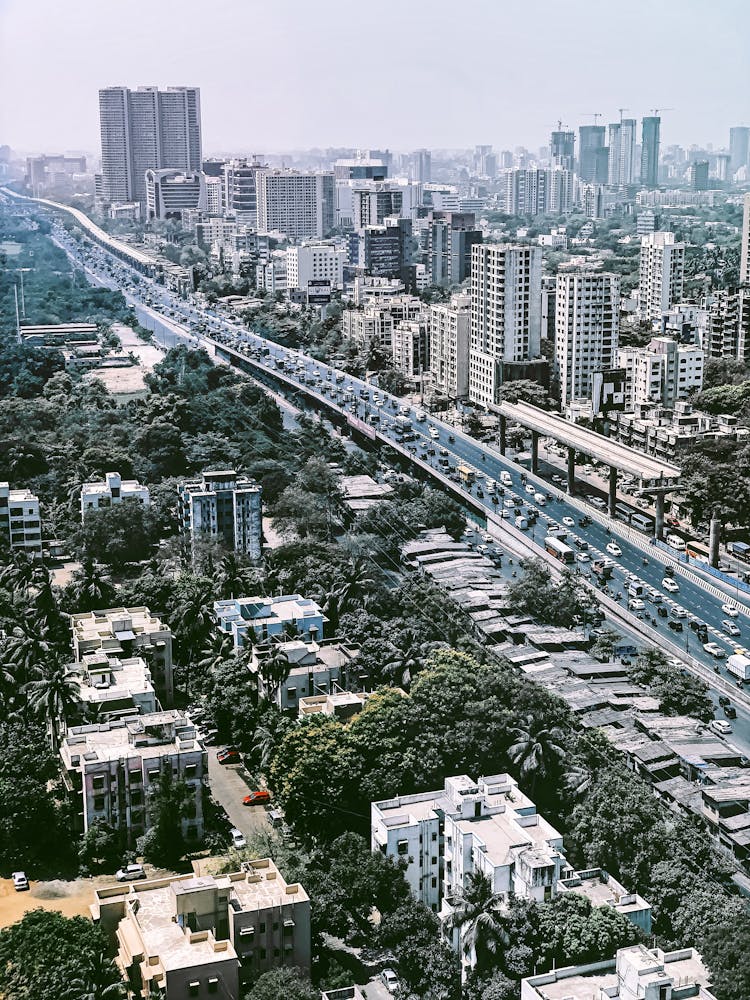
top-left (207, 754), bottom-right (270, 844)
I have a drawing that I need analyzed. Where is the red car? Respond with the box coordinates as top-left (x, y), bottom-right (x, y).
top-left (217, 749), bottom-right (240, 765)
top-left (243, 790), bottom-right (271, 806)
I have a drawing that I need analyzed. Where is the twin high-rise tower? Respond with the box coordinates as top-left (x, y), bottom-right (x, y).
top-left (98, 86), bottom-right (202, 205)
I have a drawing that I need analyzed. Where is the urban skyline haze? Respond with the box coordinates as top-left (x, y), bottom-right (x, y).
top-left (1, 0), bottom-right (749, 156)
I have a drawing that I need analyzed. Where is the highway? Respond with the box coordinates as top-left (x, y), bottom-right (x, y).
top-left (32, 204), bottom-right (750, 741)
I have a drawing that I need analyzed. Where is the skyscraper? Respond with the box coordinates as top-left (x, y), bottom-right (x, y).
top-left (427, 211), bottom-right (483, 287)
top-left (690, 161), bottom-right (709, 192)
top-left (255, 170), bottom-right (335, 240)
top-left (740, 192), bottom-right (750, 285)
top-left (607, 119), bottom-right (637, 187)
top-left (730, 127), bottom-right (750, 174)
top-left (638, 231), bottom-right (685, 323)
top-left (555, 272), bottom-right (620, 407)
top-left (98, 86), bottom-right (202, 205)
top-left (468, 244), bottom-right (542, 406)
top-left (578, 125), bottom-right (608, 183)
top-left (550, 130), bottom-right (575, 172)
top-left (640, 116), bottom-right (661, 188)
top-left (410, 149), bottom-right (432, 184)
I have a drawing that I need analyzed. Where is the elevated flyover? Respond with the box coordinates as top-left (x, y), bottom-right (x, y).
top-left (494, 401), bottom-right (681, 537)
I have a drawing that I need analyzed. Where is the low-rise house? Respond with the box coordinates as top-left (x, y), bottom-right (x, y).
top-left (557, 867), bottom-right (652, 933)
top-left (60, 711), bottom-right (206, 845)
top-left (0, 482), bottom-right (42, 555)
top-left (92, 859), bottom-right (311, 1000)
top-left (71, 651), bottom-right (158, 720)
top-left (80, 471), bottom-right (150, 521)
top-left (250, 637), bottom-right (361, 710)
top-left (70, 606), bottom-right (174, 706)
top-left (299, 690), bottom-right (370, 721)
top-left (214, 594), bottom-right (326, 651)
top-left (521, 944), bottom-right (716, 1000)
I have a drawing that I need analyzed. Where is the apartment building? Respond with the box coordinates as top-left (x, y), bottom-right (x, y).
top-left (177, 470), bottom-right (262, 560)
top-left (286, 242), bottom-right (347, 292)
top-left (617, 336), bottom-right (703, 409)
top-left (613, 402), bottom-right (746, 462)
top-left (427, 211), bottom-right (482, 287)
top-left (637, 231), bottom-right (685, 324)
top-left (92, 859), bottom-right (311, 999)
top-left (556, 868), bottom-right (652, 933)
top-left (430, 293), bottom-right (471, 400)
top-left (555, 272), bottom-right (620, 407)
top-left (255, 170), bottom-right (334, 240)
top-left (468, 244), bottom-right (543, 407)
top-left (60, 711), bottom-right (206, 844)
top-left (0, 482), bottom-right (42, 555)
top-left (80, 471), bottom-right (150, 521)
top-left (521, 944), bottom-right (716, 1000)
top-left (342, 295), bottom-right (424, 353)
top-left (72, 652), bottom-right (159, 721)
top-left (391, 318), bottom-right (429, 379)
top-left (214, 594), bottom-right (326, 651)
top-left (70, 606), bottom-right (174, 706)
top-left (249, 636), bottom-right (361, 710)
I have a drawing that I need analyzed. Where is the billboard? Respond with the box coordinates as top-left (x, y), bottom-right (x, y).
top-left (591, 368), bottom-right (627, 416)
top-left (307, 279), bottom-right (332, 305)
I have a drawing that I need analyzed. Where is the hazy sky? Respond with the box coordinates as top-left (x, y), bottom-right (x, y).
top-left (1, 0), bottom-right (748, 157)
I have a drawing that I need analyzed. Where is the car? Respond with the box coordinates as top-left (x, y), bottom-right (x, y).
top-left (229, 828), bottom-right (247, 850)
top-left (719, 694), bottom-right (732, 706)
top-left (703, 642), bottom-right (726, 659)
top-left (722, 604), bottom-right (740, 618)
top-left (668, 620), bottom-right (684, 633)
top-left (217, 748), bottom-right (240, 765)
top-left (725, 705), bottom-right (738, 719)
top-left (476, 544), bottom-right (488, 554)
top-left (709, 719), bottom-right (733, 736)
top-left (574, 537), bottom-right (589, 550)
top-left (722, 620), bottom-right (741, 636)
top-left (562, 516), bottom-right (575, 527)
top-left (672, 606), bottom-right (688, 618)
top-left (578, 515), bottom-right (593, 527)
top-left (380, 969), bottom-right (400, 994)
top-left (591, 497), bottom-right (607, 509)
top-left (662, 578), bottom-right (680, 593)
top-left (243, 790), bottom-right (271, 806)
top-left (628, 598), bottom-right (645, 611)
top-left (116, 864), bottom-right (146, 882)
top-left (525, 484), bottom-right (536, 494)
top-left (576, 552), bottom-right (591, 563)
top-left (12, 871), bottom-right (29, 892)
top-left (605, 542), bottom-right (622, 557)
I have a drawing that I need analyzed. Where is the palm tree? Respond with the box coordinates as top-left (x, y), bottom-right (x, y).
top-left (256, 644), bottom-right (291, 704)
top-left (217, 552), bottom-right (253, 600)
top-left (447, 871), bottom-right (509, 973)
top-left (68, 559), bottom-right (116, 613)
top-left (323, 556), bottom-right (377, 630)
top-left (252, 724), bottom-right (276, 774)
top-left (508, 715), bottom-right (567, 790)
top-left (4, 619), bottom-right (52, 688)
top-left (61, 951), bottom-right (125, 1000)
top-left (0, 551), bottom-right (36, 596)
top-left (26, 667), bottom-right (82, 750)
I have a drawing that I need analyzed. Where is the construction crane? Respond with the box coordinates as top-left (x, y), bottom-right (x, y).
top-left (649, 107), bottom-right (674, 117)
top-left (580, 113), bottom-right (602, 125)
top-left (618, 107), bottom-right (629, 122)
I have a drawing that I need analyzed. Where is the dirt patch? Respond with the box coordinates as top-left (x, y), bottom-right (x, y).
top-left (83, 323), bottom-right (165, 396)
top-left (0, 877), bottom-right (104, 927)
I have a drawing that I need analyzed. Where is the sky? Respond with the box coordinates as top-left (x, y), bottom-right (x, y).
top-left (1, 0), bottom-right (749, 157)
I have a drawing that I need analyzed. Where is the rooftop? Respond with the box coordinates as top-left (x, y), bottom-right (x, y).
top-left (60, 712), bottom-right (202, 768)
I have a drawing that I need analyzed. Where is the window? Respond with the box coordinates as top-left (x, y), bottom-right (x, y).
top-left (208, 979), bottom-right (218, 994)
top-left (259, 921), bottom-right (266, 933)
top-left (93, 796), bottom-right (105, 811)
top-left (397, 840), bottom-right (409, 855)
top-left (188, 983), bottom-right (200, 996)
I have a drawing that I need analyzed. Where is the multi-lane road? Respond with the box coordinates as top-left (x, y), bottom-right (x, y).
top-left (38, 210), bottom-right (750, 739)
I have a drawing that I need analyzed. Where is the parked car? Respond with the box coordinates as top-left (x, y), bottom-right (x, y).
top-left (380, 969), bottom-right (401, 994)
top-left (217, 748), bottom-right (240, 765)
top-left (243, 790), bottom-right (271, 807)
top-left (12, 871), bottom-right (29, 891)
top-left (230, 829), bottom-right (247, 850)
top-left (116, 864), bottom-right (146, 882)
top-left (709, 719), bottom-right (733, 736)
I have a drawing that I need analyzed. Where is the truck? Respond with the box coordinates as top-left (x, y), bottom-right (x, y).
top-left (592, 558), bottom-right (614, 581)
top-left (458, 464), bottom-right (476, 484)
top-left (727, 654), bottom-right (750, 683)
top-left (393, 415), bottom-right (411, 436)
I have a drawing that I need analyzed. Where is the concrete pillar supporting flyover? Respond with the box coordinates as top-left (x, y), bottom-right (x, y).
top-left (654, 493), bottom-right (665, 540)
top-left (499, 414), bottom-right (507, 455)
top-left (531, 430), bottom-right (539, 475)
top-left (709, 517), bottom-right (721, 568)
top-left (608, 466), bottom-right (618, 518)
top-left (567, 447), bottom-right (576, 495)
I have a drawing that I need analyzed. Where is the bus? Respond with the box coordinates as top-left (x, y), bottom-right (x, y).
top-left (458, 465), bottom-right (476, 484)
top-left (630, 512), bottom-right (654, 534)
top-left (686, 539), bottom-right (711, 565)
top-left (545, 536), bottom-right (575, 565)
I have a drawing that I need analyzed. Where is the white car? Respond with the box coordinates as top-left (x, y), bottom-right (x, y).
top-left (12, 871), bottom-right (29, 892)
top-left (525, 484), bottom-right (536, 494)
top-left (723, 620), bottom-right (741, 636)
top-left (381, 970), bottom-right (400, 994)
top-left (709, 719), bottom-right (733, 736)
top-left (672, 606), bottom-right (688, 618)
top-left (562, 516), bottom-right (575, 527)
top-left (116, 864), bottom-right (146, 882)
top-left (230, 828), bottom-right (247, 850)
top-left (662, 578), bottom-right (680, 593)
top-left (628, 598), bottom-right (645, 611)
top-left (576, 552), bottom-right (591, 563)
top-left (703, 642), bottom-right (726, 659)
top-left (722, 604), bottom-right (740, 618)
top-left (606, 542), bottom-right (622, 557)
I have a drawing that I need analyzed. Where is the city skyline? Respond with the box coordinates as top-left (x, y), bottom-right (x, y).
top-left (1, 0), bottom-right (749, 155)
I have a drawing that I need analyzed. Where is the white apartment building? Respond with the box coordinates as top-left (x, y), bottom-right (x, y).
top-left (70, 606), bottom-right (174, 706)
top-left (468, 244), bottom-right (543, 407)
top-left (214, 594), bottom-right (326, 651)
top-left (391, 319), bottom-right (429, 379)
top-left (556, 868), bottom-right (651, 934)
top-left (521, 944), bottom-right (716, 1000)
top-left (80, 471), bottom-right (150, 521)
top-left (92, 859), bottom-right (311, 1000)
top-left (740, 191), bottom-right (750, 284)
top-left (256, 251), bottom-right (288, 294)
top-left (60, 711), bottom-right (206, 844)
top-left (177, 470), bottom-right (262, 560)
top-left (249, 637), bottom-right (361, 710)
top-left (430, 293), bottom-right (471, 399)
top-left (555, 272), bottom-right (620, 407)
top-left (204, 175), bottom-right (223, 215)
top-left (617, 336), bottom-right (703, 410)
top-left (637, 231), bottom-right (685, 324)
top-left (286, 242), bottom-right (347, 292)
top-left (72, 652), bottom-right (159, 721)
top-left (0, 483), bottom-right (42, 555)
top-left (342, 295), bottom-right (424, 353)
top-left (255, 170), bottom-right (334, 240)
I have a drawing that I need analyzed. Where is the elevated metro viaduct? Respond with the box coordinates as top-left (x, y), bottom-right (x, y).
top-left (493, 401), bottom-right (681, 539)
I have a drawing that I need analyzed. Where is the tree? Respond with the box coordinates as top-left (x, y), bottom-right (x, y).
top-left (77, 502), bottom-right (163, 572)
top-left (590, 627), bottom-right (621, 662)
top-left (507, 559), bottom-right (595, 628)
top-left (244, 967), bottom-right (318, 1000)
top-left (61, 952), bottom-right (125, 1000)
top-left (62, 559), bottom-right (116, 613)
top-left (256, 643), bottom-right (291, 704)
top-left (77, 821), bottom-right (124, 874)
top-left (25, 666), bottom-right (82, 750)
top-left (0, 910), bottom-right (112, 1000)
top-left (448, 871), bottom-right (509, 974)
top-left (508, 715), bottom-right (566, 793)
top-left (630, 648), bottom-right (713, 721)
top-left (138, 767), bottom-right (194, 866)
top-left (535, 892), bottom-right (643, 971)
